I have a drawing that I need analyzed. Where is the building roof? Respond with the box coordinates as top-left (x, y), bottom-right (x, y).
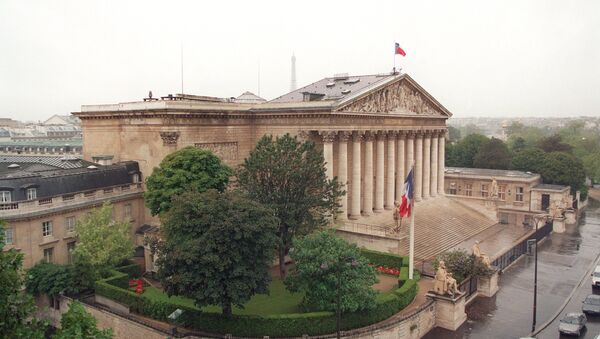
top-left (0, 139), bottom-right (83, 147)
top-left (445, 167), bottom-right (540, 180)
top-left (235, 91), bottom-right (266, 104)
top-left (0, 155), bottom-right (91, 172)
top-left (532, 184), bottom-right (570, 192)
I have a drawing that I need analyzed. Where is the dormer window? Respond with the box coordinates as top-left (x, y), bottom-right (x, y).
top-left (0, 191), bottom-right (11, 203)
top-left (26, 188), bottom-right (37, 200)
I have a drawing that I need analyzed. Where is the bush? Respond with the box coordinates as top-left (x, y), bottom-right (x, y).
top-left (359, 248), bottom-right (407, 269)
top-left (115, 263), bottom-right (142, 277)
top-left (26, 262), bottom-right (94, 297)
top-left (95, 270), bottom-right (420, 337)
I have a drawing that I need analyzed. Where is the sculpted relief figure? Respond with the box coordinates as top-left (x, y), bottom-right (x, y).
top-left (490, 178), bottom-right (499, 198)
top-left (472, 241), bottom-right (492, 268)
top-left (392, 200), bottom-right (402, 232)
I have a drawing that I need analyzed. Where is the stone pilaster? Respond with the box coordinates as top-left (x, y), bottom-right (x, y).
top-left (320, 131), bottom-right (336, 181)
top-left (337, 131), bottom-right (351, 220)
top-left (423, 132), bottom-right (431, 200)
top-left (363, 132), bottom-right (375, 216)
top-left (386, 131), bottom-right (396, 209)
top-left (430, 130), bottom-right (439, 197)
top-left (415, 132), bottom-right (423, 202)
top-left (350, 131), bottom-right (363, 220)
top-left (438, 133), bottom-right (446, 195)
top-left (374, 131), bottom-right (385, 212)
top-left (396, 131), bottom-right (406, 197)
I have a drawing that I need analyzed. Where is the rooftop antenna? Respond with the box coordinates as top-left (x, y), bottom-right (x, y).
top-left (258, 60), bottom-right (261, 97)
top-left (290, 52), bottom-right (297, 92)
top-left (180, 44), bottom-right (184, 94)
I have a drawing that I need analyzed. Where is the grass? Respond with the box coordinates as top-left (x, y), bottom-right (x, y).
top-left (141, 274), bottom-right (397, 316)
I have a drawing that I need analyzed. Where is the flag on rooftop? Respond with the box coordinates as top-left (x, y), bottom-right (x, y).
top-left (395, 42), bottom-right (406, 56)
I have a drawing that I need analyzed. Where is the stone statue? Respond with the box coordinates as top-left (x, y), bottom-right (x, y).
top-left (393, 200), bottom-right (401, 232)
top-left (561, 196), bottom-right (571, 210)
top-left (549, 199), bottom-right (563, 218)
top-left (490, 178), bottom-right (499, 198)
top-left (445, 272), bottom-right (460, 297)
top-left (472, 241), bottom-right (491, 268)
top-left (433, 261), bottom-right (449, 295)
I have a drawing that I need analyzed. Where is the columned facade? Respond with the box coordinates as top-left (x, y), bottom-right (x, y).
top-left (337, 132), bottom-right (350, 220)
top-left (396, 132), bottom-right (406, 197)
top-left (349, 132), bottom-right (363, 220)
top-left (385, 131), bottom-right (396, 209)
top-left (374, 132), bottom-right (385, 212)
top-left (422, 133), bottom-right (431, 200)
top-left (430, 131), bottom-right (439, 197)
top-left (415, 133), bottom-right (424, 202)
top-left (438, 133), bottom-right (446, 195)
top-left (363, 132), bottom-right (375, 216)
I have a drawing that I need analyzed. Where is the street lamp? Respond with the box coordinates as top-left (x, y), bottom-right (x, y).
top-left (531, 213), bottom-right (548, 333)
top-left (321, 258), bottom-right (358, 339)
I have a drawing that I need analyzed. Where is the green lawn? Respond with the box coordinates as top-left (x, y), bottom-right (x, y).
top-left (142, 278), bottom-right (304, 316)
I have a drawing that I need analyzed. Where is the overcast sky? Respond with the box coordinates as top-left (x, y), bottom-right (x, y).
top-left (1, 0), bottom-right (599, 121)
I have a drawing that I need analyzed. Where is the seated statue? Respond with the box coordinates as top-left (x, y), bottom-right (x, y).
top-left (472, 241), bottom-right (491, 268)
top-left (433, 260), bottom-right (448, 295)
top-left (445, 273), bottom-right (460, 297)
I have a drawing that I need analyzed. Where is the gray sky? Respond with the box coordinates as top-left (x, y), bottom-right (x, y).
top-left (1, 0), bottom-right (599, 121)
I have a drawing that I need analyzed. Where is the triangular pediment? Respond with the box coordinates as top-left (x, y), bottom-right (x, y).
top-left (334, 75), bottom-right (452, 117)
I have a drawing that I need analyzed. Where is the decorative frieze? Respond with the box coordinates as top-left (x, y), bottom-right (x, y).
top-left (159, 131), bottom-right (180, 146)
top-left (194, 142), bottom-right (239, 161)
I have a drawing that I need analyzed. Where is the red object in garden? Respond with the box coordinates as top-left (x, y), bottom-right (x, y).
top-left (129, 279), bottom-right (144, 294)
top-left (373, 265), bottom-right (400, 276)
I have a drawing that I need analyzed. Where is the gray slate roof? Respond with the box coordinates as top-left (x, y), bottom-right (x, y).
top-left (532, 184), bottom-right (570, 191)
top-left (445, 167), bottom-right (540, 179)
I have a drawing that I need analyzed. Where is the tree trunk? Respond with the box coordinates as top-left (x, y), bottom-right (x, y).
top-left (278, 245), bottom-right (287, 279)
top-left (223, 302), bottom-right (232, 318)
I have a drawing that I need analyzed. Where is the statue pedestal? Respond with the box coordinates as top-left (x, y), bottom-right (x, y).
top-left (477, 268), bottom-right (499, 298)
top-left (552, 217), bottom-right (566, 233)
top-left (564, 209), bottom-right (576, 224)
top-left (427, 292), bottom-right (467, 331)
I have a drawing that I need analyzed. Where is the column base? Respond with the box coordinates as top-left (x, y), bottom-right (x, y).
top-left (373, 208), bottom-right (384, 213)
top-left (348, 214), bottom-right (361, 220)
top-left (362, 210), bottom-right (373, 217)
top-left (427, 292), bottom-right (467, 331)
top-left (384, 206), bottom-right (394, 210)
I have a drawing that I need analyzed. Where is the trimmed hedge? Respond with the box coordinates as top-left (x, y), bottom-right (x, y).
top-left (95, 269), bottom-right (419, 337)
top-left (398, 269), bottom-right (421, 287)
top-left (115, 263), bottom-right (142, 277)
top-left (360, 248), bottom-right (408, 269)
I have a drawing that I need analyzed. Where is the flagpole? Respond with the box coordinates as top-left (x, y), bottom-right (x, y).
top-left (409, 163), bottom-right (415, 280)
top-left (393, 42), bottom-right (396, 73)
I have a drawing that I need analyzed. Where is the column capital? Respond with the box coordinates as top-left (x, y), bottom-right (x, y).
top-left (297, 130), bottom-right (313, 141)
top-left (397, 130), bottom-right (408, 138)
top-left (387, 130), bottom-right (398, 139)
top-left (319, 130), bottom-right (337, 143)
top-left (364, 131), bottom-right (376, 142)
top-left (376, 130), bottom-right (387, 141)
top-left (338, 131), bottom-right (352, 142)
top-left (415, 130), bottom-right (424, 139)
top-left (352, 130), bottom-right (364, 142)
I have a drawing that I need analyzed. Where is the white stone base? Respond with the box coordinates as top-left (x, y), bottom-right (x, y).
top-left (565, 210), bottom-right (576, 224)
top-left (553, 217), bottom-right (566, 233)
top-left (427, 292), bottom-right (467, 331)
top-left (477, 269), bottom-right (500, 298)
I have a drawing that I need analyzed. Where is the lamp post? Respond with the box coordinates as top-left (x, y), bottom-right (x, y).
top-left (531, 213), bottom-right (548, 333)
top-left (321, 258), bottom-right (358, 339)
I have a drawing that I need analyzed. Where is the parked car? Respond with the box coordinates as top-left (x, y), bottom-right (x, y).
top-left (593, 265), bottom-right (600, 288)
top-left (583, 294), bottom-right (600, 315)
top-left (558, 312), bottom-right (587, 336)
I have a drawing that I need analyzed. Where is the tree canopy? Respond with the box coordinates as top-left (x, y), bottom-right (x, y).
top-left (144, 146), bottom-right (232, 215)
top-left (540, 152), bottom-right (586, 195)
top-left (73, 202), bottom-right (133, 276)
top-left (54, 301), bottom-right (113, 339)
top-left (473, 137), bottom-right (512, 169)
top-left (510, 148), bottom-right (547, 174)
top-left (445, 134), bottom-right (489, 168)
top-left (285, 231), bottom-right (377, 313)
top-left (157, 190), bottom-right (278, 317)
top-left (537, 134), bottom-right (573, 153)
top-left (237, 134), bottom-right (343, 278)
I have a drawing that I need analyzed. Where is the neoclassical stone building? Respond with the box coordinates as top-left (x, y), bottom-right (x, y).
top-left (75, 72), bottom-right (450, 221)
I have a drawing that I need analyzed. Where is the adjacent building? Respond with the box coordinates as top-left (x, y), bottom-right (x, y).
top-left (0, 156), bottom-right (144, 268)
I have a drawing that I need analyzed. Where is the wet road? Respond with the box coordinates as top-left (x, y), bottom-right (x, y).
top-left (424, 202), bottom-right (600, 339)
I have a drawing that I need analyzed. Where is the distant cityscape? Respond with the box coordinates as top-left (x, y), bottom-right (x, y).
top-left (0, 115), bottom-right (82, 155)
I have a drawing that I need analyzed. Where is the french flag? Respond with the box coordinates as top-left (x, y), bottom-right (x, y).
top-left (399, 168), bottom-right (414, 217)
top-left (395, 42), bottom-right (406, 57)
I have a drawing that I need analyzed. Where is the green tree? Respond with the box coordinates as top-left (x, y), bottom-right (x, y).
top-left (144, 146), bottom-right (232, 215)
top-left (537, 134), bottom-right (573, 153)
top-left (540, 152), bottom-right (586, 195)
top-left (511, 148), bottom-right (547, 174)
top-left (447, 125), bottom-right (461, 142)
top-left (0, 222), bottom-right (45, 339)
top-left (509, 136), bottom-right (527, 153)
top-left (73, 202), bottom-right (134, 277)
top-left (432, 249), bottom-right (491, 283)
top-left (473, 138), bottom-right (512, 169)
top-left (448, 134), bottom-right (489, 168)
top-left (237, 134), bottom-right (343, 278)
top-left (157, 190), bottom-right (278, 317)
top-left (583, 153), bottom-right (600, 184)
top-left (54, 301), bottom-right (112, 339)
top-left (285, 231), bottom-right (377, 313)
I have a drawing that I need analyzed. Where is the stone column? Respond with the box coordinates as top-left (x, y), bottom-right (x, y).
top-left (423, 132), bottom-right (431, 200)
top-left (337, 131), bottom-right (350, 220)
top-left (396, 131), bottom-right (406, 197)
top-left (415, 132), bottom-right (423, 202)
top-left (363, 132), bottom-right (374, 216)
top-left (430, 130), bottom-right (439, 197)
top-left (438, 132), bottom-right (446, 195)
top-left (406, 132), bottom-right (415, 180)
top-left (350, 131), bottom-right (363, 220)
top-left (320, 131), bottom-right (336, 181)
top-left (386, 131), bottom-right (396, 209)
top-left (374, 131), bottom-right (385, 212)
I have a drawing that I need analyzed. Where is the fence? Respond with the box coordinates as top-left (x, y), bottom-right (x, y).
top-left (458, 276), bottom-right (479, 299)
top-left (491, 220), bottom-right (552, 272)
top-left (338, 221), bottom-right (404, 239)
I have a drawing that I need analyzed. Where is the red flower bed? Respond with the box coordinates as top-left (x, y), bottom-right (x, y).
top-left (369, 264), bottom-right (400, 276)
top-left (128, 279), bottom-right (144, 294)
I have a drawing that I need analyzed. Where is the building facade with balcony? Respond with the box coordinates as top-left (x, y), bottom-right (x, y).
top-left (0, 156), bottom-right (144, 268)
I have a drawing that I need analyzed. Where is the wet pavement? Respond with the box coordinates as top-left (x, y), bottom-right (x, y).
top-left (424, 198), bottom-right (600, 339)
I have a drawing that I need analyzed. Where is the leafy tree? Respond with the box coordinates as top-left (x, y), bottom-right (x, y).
top-left (511, 148), bottom-right (547, 174)
top-left (0, 222), bottom-right (45, 339)
top-left (460, 124), bottom-right (484, 137)
top-left (447, 134), bottom-right (489, 168)
top-left (583, 153), bottom-right (600, 184)
top-left (25, 262), bottom-right (94, 298)
top-left (540, 152), bottom-right (586, 195)
top-left (432, 249), bottom-right (491, 283)
top-left (444, 142), bottom-right (461, 167)
top-left (54, 301), bottom-right (112, 339)
top-left (73, 202), bottom-right (134, 277)
top-left (447, 125), bottom-right (461, 142)
top-left (157, 190), bottom-right (278, 317)
top-left (473, 138), bottom-right (511, 169)
top-left (537, 134), bottom-right (573, 153)
top-left (285, 231), bottom-right (377, 313)
top-left (145, 146), bottom-right (232, 215)
top-left (509, 136), bottom-right (527, 153)
top-left (237, 134), bottom-right (343, 278)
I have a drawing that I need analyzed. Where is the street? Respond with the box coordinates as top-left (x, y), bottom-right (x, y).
top-left (424, 198), bottom-right (600, 339)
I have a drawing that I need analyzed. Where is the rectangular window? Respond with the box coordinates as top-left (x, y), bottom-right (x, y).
top-left (43, 247), bottom-right (54, 263)
top-left (465, 184), bottom-right (473, 197)
top-left (4, 228), bottom-right (13, 245)
top-left (499, 185), bottom-right (506, 200)
top-left (449, 182), bottom-right (457, 195)
top-left (516, 187), bottom-right (524, 202)
top-left (26, 188), bottom-right (37, 200)
top-left (0, 191), bottom-right (11, 203)
top-left (481, 184), bottom-right (488, 198)
top-left (123, 204), bottom-right (132, 220)
top-left (65, 216), bottom-right (76, 233)
top-left (67, 242), bottom-right (76, 264)
top-left (42, 221), bottom-right (53, 237)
